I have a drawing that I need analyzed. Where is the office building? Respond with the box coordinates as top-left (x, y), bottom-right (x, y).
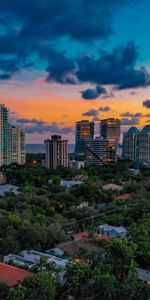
top-left (11, 127), bottom-right (26, 165)
top-left (123, 125), bottom-right (150, 164)
top-left (86, 138), bottom-right (116, 165)
top-left (45, 135), bottom-right (68, 169)
top-left (75, 120), bottom-right (94, 160)
top-left (0, 104), bottom-right (25, 166)
top-left (100, 118), bottom-right (121, 144)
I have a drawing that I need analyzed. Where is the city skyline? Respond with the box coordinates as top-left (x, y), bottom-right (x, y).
top-left (1, 1), bottom-right (150, 143)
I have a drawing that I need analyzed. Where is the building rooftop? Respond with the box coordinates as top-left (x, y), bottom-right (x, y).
top-left (0, 263), bottom-right (33, 286)
top-left (57, 239), bottom-right (102, 258)
top-left (0, 184), bottom-right (19, 197)
top-left (72, 231), bottom-right (112, 241)
top-left (102, 183), bottom-right (123, 191)
top-left (127, 127), bottom-right (139, 134)
top-left (116, 193), bottom-right (131, 200)
top-left (141, 125), bottom-right (150, 133)
top-left (21, 250), bottom-right (69, 268)
top-left (136, 267), bottom-right (150, 282)
top-left (98, 224), bottom-right (127, 234)
top-left (72, 232), bottom-right (89, 240)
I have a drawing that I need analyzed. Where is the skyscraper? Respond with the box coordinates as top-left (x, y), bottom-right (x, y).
top-left (0, 104), bottom-right (25, 166)
top-left (0, 104), bottom-right (11, 166)
top-left (123, 125), bottom-right (150, 164)
top-left (75, 120), bottom-right (94, 160)
top-left (11, 127), bottom-right (26, 165)
top-left (45, 135), bottom-right (68, 169)
top-left (100, 118), bottom-right (121, 145)
top-left (122, 127), bottom-right (139, 161)
top-left (86, 138), bottom-right (116, 166)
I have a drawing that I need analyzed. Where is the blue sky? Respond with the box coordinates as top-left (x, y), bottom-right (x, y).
top-left (0, 0), bottom-right (150, 143)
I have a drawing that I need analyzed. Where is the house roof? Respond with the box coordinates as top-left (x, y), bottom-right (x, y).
top-left (57, 239), bottom-right (102, 258)
top-left (72, 231), bottom-right (112, 241)
top-left (136, 268), bottom-right (150, 282)
top-left (0, 263), bottom-right (33, 286)
top-left (102, 184), bottom-right (122, 191)
top-left (117, 193), bottom-right (131, 200)
top-left (98, 224), bottom-right (127, 233)
top-left (0, 184), bottom-right (19, 196)
top-left (72, 232), bottom-right (89, 239)
top-left (95, 234), bottom-right (112, 241)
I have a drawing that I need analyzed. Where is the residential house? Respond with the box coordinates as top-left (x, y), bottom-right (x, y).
top-left (0, 263), bottom-right (33, 287)
top-left (97, 224), bottom-right (127, 238)
top-left (4, 254), bottom-right (35, 268)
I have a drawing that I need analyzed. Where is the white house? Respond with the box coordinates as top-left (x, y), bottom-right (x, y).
top-left (21, 250), bottom-right (69, 268)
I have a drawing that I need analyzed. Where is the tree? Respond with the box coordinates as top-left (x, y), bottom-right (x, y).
top-left (23, 272), bottom-right (56, 300)
top-left (52, 175), bottom-right (61, 186)
top-left (0, 281), bottom-right (9, 299)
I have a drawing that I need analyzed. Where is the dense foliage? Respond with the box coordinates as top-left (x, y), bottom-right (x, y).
top-left (0, 161), bottom-right (150, 299)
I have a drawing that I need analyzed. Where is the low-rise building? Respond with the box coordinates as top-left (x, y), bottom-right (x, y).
top-left (97, 224), bottom-right (127, 238)
top-left (21, 250), bottom-right (69, 269)
top-left (4, 254), bottom-right (35, 268)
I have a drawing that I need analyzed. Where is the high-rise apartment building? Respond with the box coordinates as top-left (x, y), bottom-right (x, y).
top-left (75, 120), bottom-right (94, 160)
top-left (11, 127), bottom-right (26, 165)
top-left (0, 105), bottom-right (11, 166)
top-left (45, 135), bottom-right (68, 169)
top-left (0, 104), bottom-right (25, 166)
top-left (86, 138), bottom-right (116, 166)
top-left (122, 127), bottom-right (139, 161)
top-left (123, 125), bottom-right (150, 164)
top-left (100, 118), bottom-right (121, 145)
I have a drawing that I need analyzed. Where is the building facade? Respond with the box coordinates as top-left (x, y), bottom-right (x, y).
top-left (123, 127), bottom-right (139, 161)
top-left (11, 127), bottom-right (26, 165)
top-left (45, 135), bottom-right (68, 169)
top-left (86, 138), bottom-right (116, 165)
top-left (0, 105), bottom-right (10, 166)
top-left (100, 118), bottom-right (121, 145)
top-left (75, 120), bottom-right (94, 160)
top-left (0, 104), bottom-right (25, 166)
top-left (123, 125), bottom-right (150, 164)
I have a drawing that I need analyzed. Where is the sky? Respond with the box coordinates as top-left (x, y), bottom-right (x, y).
top-left (1, 0), bottom-right (150, 143)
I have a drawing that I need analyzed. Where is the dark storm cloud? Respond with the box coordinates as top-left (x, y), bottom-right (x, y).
top-left (0, 0), bottom-right (137, 83)
top-left (0, 0), bottom-right (148, 92)
top-left (121, 117), bottom-right (140, 126)
top-left (99, 106), bottom-right (111, 112)
top-left (143, 100), bottom-right (150, 108)
top-left (16, 118), bottom-right (46, 126)
top-left (77, 42), bottom-right (150, 90)
top-left (10, 115), bottom-right (74, 134)
top-left (120, 111), bottom-right (150, 118)
top-left (81, 86), bottom-right (107, 100)
top-left (82, 109), bottom-right (98, 117)
top-left (25, 123), bottom-right (74, 134)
